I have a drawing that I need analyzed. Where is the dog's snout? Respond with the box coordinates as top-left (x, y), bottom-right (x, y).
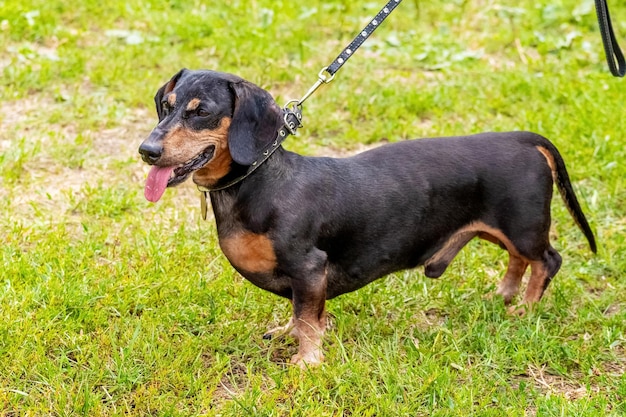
top-left (138, 141), bottom-right (163, 164)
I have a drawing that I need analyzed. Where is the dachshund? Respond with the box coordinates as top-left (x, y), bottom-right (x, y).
top-left (139, 69), bottom-right (596, 367)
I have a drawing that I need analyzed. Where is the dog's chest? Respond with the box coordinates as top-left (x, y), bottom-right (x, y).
top-left (218, 231), bottom-right (277, 274)
top-left (210, 191), bottom-right (289, 295)
top-left (217, 231), bottom-right (294, 297)
top-left (211, 191), bottom-right (279, 273)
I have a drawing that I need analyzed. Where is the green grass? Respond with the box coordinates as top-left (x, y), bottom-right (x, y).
top-left (1, 0), bottom-right (625, 415)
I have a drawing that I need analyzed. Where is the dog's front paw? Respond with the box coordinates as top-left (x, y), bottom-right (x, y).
top-left (290, 350), bottom-right (324, 369)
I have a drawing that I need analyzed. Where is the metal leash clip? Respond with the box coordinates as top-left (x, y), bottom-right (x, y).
top-left (296, 67), bottom-right (335, 107)
top-left (281, 66), bottom-right (333, 133)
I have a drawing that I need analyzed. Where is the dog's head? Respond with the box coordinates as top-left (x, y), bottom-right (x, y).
top-left (139, 69), bottom-right (283, 202)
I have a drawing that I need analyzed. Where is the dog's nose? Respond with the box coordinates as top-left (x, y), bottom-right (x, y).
top-left (138, 142), bottom-right (163, 164)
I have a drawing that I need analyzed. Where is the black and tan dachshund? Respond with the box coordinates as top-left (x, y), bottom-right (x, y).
top-left (139, 69), bottom-right (596, 367)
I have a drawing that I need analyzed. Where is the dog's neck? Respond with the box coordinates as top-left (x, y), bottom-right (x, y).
top-left (197, 147), bottom-right (290, 220)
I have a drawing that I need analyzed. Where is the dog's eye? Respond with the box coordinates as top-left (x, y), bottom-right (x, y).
top-left (161, 101), bottom-right (171, 116)
top-left (197, 109), bottom-right (210, 117)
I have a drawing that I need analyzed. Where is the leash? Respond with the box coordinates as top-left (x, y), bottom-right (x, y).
top-left (594, 0), bottom-right (625, 77)
top-left (286, 0), bottom-right (403, 110)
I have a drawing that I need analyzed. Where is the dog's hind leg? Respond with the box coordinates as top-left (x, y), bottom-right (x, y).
top-left (504, 246), bottom-right (562, 315)
top-left (495, 254), bottom-right (528, 304)
top-left (523, 246), bottom-right (562, 305)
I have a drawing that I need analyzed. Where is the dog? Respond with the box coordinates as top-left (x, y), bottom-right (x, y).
top-left (139, 69), bottom-right (596, 367)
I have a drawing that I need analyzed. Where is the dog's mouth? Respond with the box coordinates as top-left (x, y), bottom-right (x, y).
top-left (144, 145), bottom-right (215, 203)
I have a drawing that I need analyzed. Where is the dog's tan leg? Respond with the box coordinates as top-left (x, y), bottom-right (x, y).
top-left (523, 261), bottom-right (550, 306)
top-left (290, 313), bottom-right (325, 368)
top-left (495, 254), bottom-right (528, 304)
top-left (524, 247), bottom-right (562, 303)
top-left (508, 261), bottom-right (547, 315)
top-left (512, 247), bottom-right (562, 315)
top-left (290, 270), bottom-right (327, 368)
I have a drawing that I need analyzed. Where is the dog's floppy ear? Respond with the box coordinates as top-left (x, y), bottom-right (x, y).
top-left (154, 68), bottom-right (187, 121)
top-left (228, 80), bottom-right (282, 166)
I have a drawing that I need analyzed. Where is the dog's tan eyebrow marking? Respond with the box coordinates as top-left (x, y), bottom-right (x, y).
top-left (167, 93), bottom-right (177, 107)
top-left (186, 98), bottom-right (201, 111)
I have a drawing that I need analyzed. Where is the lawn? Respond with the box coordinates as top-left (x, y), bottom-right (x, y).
top-left (1, 0), bottom-right (625, 415)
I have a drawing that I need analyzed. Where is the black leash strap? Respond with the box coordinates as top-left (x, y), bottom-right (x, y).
top-left (594, 0), bottom-right (625, 77)
top-left (291, 0), bottom-right (403, 108)
top-left (327, 0), bottom-right (403, 76)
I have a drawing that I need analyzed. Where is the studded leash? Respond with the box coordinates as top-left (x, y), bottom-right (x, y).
top-left (288, 0), bottom-right (403, 110)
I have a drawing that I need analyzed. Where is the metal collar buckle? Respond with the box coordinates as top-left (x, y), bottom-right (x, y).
top-left (282, 102), bottom-right (303, 135)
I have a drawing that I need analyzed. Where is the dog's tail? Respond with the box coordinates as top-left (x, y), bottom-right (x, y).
top-left (534, 137), bottom-right (597, 253)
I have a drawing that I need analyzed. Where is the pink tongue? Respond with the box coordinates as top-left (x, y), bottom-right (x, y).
top-left (145, 166), bottom-right (175, 202)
